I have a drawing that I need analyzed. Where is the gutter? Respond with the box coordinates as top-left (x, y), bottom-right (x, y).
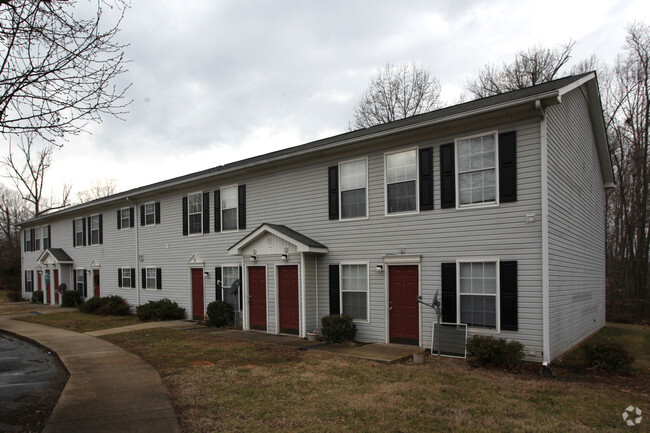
top-left (537, 99), bottom-right (552, 366)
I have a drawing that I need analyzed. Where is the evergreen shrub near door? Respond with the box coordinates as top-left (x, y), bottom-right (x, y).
top-left (466, 335), bottom-right (525, 371)
top-left (31, 291), bottom-right (43, 304)
top-left (321, 314), bottom-right (356, 344)
top-left (78, 295), bottom-right (130, 316)
top-left (206, 300), bottom-right (234, 327)
top-left (137, 298), bottom-right (186, 321)
top-left (61, 290), bottom-right (83, 307)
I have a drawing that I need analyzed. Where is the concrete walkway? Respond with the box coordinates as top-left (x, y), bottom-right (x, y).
top-left (0, 315), bottom-right (181, 433)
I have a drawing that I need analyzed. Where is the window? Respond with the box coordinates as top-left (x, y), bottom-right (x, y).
top-left (90, 215), bottom-right (101, 245)
top-left (144, 202), bottom-right (156, 225)
top-left (24, 270), bottom-right (33, 292)
top-left (459, 261), bottom-right (497, 329)
top-left (222, 266), bottom-right (240, 310)
top-left (34, 228), bottom-right (40, 251)
top-left (457, 133), bottom-right (497, 206)
top-left (76, 269), bottom-right (85, 295)
top-left (119, 268), bottom-right (134, 288)
top-left (24, 230), bottom-right (32, 252)
top-left (386, 149), bottom-right (417, 213)
top-left (42, 226), bottom-right (50, 250)
top-left (188, 193), bottom-right (203, 234)
top-left (146, 267), bottom-right (156, 289)
top-left (120, 208), bottom-right (131, 229)
top-left (340, 159), bottom-right (367, 219)
top-left (341, 264), bottom-right (368, 321)
top-left (74, 218), bottom-right (84, 247)
top-left (221, 186), bottom-right (238, 231)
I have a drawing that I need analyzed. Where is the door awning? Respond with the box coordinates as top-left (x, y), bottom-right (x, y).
top-left (228, 223), bottom-right (328, 256)
top-left (37, 248), bottom-right (73, 266)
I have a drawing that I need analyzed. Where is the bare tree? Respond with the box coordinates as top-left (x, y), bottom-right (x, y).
top-left (77, 178), bottom-right (117, 203)
top-left (0, 184), bottom-right (28, 290)
top-left (604, 23), bottom-right (650, 320)
top-left (350, 62), bottom-right (442, 130)
top-left (2, 135), bottom-right (71, 216)
top-left (0, 0), bottom-right (130, 143)
top-left (466, 41), bottom-right (575, 98)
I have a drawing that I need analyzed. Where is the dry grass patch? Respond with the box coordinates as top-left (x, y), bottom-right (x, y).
top-left (16, 310), bottom-right (141, 332)
top-left (103, 328), bottom-right (650, 433)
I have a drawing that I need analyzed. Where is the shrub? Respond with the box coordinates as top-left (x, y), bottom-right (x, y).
top-left (206, 300), bottom-right (234, 327)
top-left (321, 314), bottom-right (356, 344)
top-left (137, 298), bottom-right (186, 321)
top-left (78, 295), bottom-right (130, 316)
top-left (31, 291), bottom-right (44, 304)
top-left (583, 340), bottom-right (634, 372)
top-left (466, 335), bottom-right (525, 370)
top-left (6, 290), bottom-right (23, 302)
top-left (61, 290), bottom-right (83, 308)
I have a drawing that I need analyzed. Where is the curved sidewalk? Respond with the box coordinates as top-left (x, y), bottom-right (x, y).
top-left (0, 315), bottom-right (181, 433)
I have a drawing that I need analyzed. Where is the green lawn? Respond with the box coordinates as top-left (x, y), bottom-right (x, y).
top-left (103, 323), bottom-right (650, 433)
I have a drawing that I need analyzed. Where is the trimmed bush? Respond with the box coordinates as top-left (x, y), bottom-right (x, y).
top-left (466, 335), bottom-right (525, 370)
top-left (137, 298), bottom-right (186, 321)
top-left (78, 295), bottom-right (130, 316)
top-left (6, 290), bottom-right (23, 302)
top-left (31, 290), bottom-right (44, 304)
top-left (583, 340), bottom-right (634, 372)
top-left (321, 314), bottom-right (356, 344)
top-left (206, 300), bottom-right (234, 327)
top-left (61, 290), bottom-right (83, 308)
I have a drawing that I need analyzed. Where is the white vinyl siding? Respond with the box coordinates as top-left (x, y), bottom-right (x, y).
top-left (456, 132), bottom-right (497, 206)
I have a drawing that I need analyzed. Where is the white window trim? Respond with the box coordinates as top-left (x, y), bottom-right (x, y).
top-left (25, 270), bottom-right (33, 292)
top-left (339, 261), bottom-right (370, 324)
top-left (121, 267), bottom-right (133, 289)
top-left (384, 147), bottom-right (420, 216)
top-left (187, 191), bottom-right (203, 236)
top-left (221, 264), bottom-right (241, 310)
top-left (455, 131), bottom-right (500, 210)
top-left (89, 214), bottom-right (101, 246)
top-left (120, 207), bottom-right (131, 230)
top-left (338, 157), bottom-right (369, 221)
top-left (76, 268), bottom-right (85, 293)
top-left (144, 202), bottom-right (157, 226)
top-left (42, 226), bottom-right (49, 250)
top-left (74, 218), bottom-right (84, 247)
top-left (456, 258), bottom-right (501, 333)
top-left (145, 266), bottom-right (157, 290)
top-left (220, 184), bottom-right (239, 232)
top-left (34, 226), bottom-right (40, 251)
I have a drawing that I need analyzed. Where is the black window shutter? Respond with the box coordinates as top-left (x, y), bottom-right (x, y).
top-left (46, 225), bottom-right (51, 249)
top-left (328, 166), bottom-right (339, 220)
top-left (202, 192), bottom-right (210, 234)
top-left (130, 207), bottom-right (135, 228)
top-left (140, 205), bottom-right (145, 226)
top-left (142, 268), bottom-right (147, 289)
top-left (155, 202), bottom-right (161, 224)
top-left (82, 218), bottom-right (87, 246)
top-left (440, 143), bottom-right (455, 209)
top-left (73, 269), bottom-right (76, 292)
top-left (156, 268), bottom-right (162, 290)
top-left (238, 185), bottom-right (246, 230)
top-left (214, 190), bottom-right (221, 232)
top-left (329, 264), bottom-right (340, 315)
top-left (99, 215), bottom-right (103, 245)
top-left (83, 271), bottom-right (87, 297)
top-left (215, 267), bottom-right (222, 301)
top-left (72, 220), bottom-right (76, 247)
top-left (419, 147), bottom-right (434, 211)
top-left (500, 261), bottom-right (518, 331)
top-left (117, 210), bottom-right (122, 230)
top-left (30, 229), bottom-right (35, 252)
top-left (118, 268), bottom-right (122, 288)
top-left (499, 131), bottom-right (517, 203)
top-left (238, 266), bottom-right (243, 310)
top-left (182, 197), bottom-right (188, 236)
top-left (130, 268), bottom-right (136, 289)
top-left (441, 263), bottom-right (457, 323)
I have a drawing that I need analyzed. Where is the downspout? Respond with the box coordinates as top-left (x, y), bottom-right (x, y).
top-left (537, 99), bottom-right (551, 366)
top-left (301, 253), bottom-right (306, 338)
top-left (126, 198), bottom-right (140, 307)
top-left (241, 256), bottom-right (247, 330)
top-left (315, 255), bottom-right (318, 328)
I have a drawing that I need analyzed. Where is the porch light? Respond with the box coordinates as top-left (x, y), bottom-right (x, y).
top-left (376, 264), bottom-right (384, 272)
top-left (250, 255), bottom-right (257, 262)
top-left (203, 271), bottom-right (209, 278)
top-left (281, 254), bottom-right (288, 261)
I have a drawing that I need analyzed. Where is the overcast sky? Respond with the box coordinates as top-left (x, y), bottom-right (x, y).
top-left (4, 0), bottom-right (647, 202)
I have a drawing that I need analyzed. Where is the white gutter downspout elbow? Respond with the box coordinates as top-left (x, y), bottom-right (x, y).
top-left (537, 100), bottom-right (551, 366)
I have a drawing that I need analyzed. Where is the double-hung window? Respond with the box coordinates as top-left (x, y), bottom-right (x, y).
top-left (221, 186), bottom-right (238, 231)
top-left (144, 203), bottom-right (156, 225)
top-left (459, 261), bottom-right (498, 329)
top-left (34, 228), bottom-right (40, 251)
top-left (42, 226), bottom-right (50, 250)
top-left (457, 132), bottom-right (497, 206)
top-left (188, 193), bottom-right (203, 235)
top-left (25, 271), bottom-right (33, 292)
top-left (120, 208), bottom-right (131, 230)
top-left (24, 230), bottom-right (32, 252)
top-left (120, 268), bottom-right (133, 288)
top-left (146, 267), bottom-right (157, 289)
top-left (340, 159), bottom-right (367, 219)
top-left (90, 215), bottom-right (101, 245)
top-left (222, 266), bottom-right (240, 310)
top-left (74, 218), bottom-right (84, 246)
top-left (341, 264), bottom-right (368, 321)
top-left (386, 149), bottom-right (417, 214)
top-left (76, 269), bottom-right (85, 294)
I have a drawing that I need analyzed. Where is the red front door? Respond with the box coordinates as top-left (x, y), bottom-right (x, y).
top-left (191, 269), bottom-right (204, 320)
top-left (54, 270), bottom-right (60, 304)
top-left (93, 270), bottom-right (100, 297)
top-left (37, 272), bottom-right (42, 292)
top-left (278, 265), bottom-right (299, 335)
top-left (45, 270), bottom-right (51, 304)
top-left (248, 266), bottom-right (267, 330)
top-left (389, 265), bottom-right (419, 345)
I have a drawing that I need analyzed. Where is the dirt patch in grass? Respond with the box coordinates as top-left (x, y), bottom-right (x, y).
top-left (15, 311), bottom-right (141, 333)
top-left (103, 327), bottom-right (650, 433)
